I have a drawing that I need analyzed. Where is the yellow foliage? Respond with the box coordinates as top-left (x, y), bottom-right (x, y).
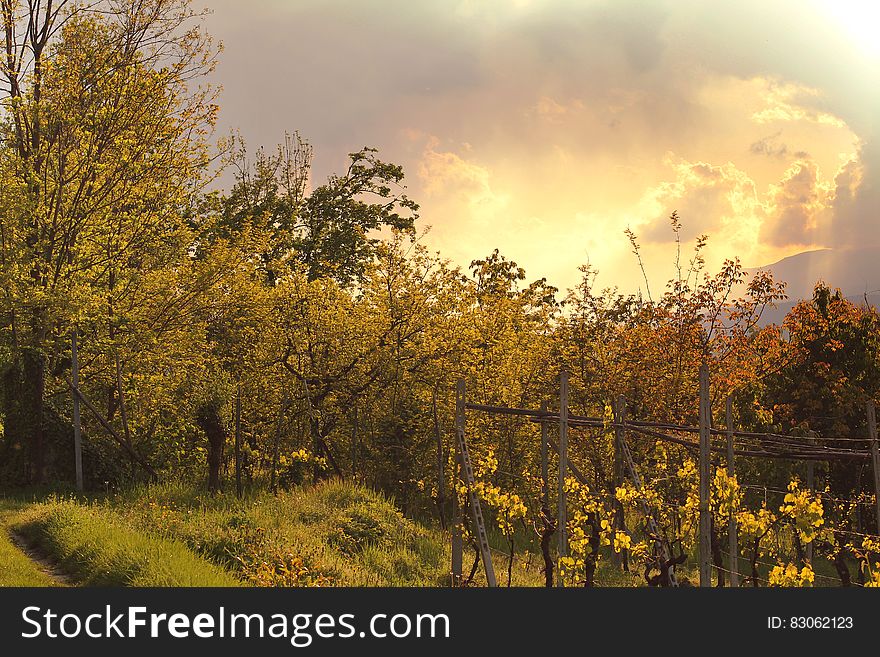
top-left (768, 563), bottom-right (814, 587)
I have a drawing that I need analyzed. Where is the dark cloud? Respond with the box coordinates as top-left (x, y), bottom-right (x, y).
top-left (750, 132), bottom-right (789, 158)
top-left (830, 141), bottom-right (880, 248)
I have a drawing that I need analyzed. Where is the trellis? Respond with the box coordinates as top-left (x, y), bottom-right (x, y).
top-left (451, 365), bottom-right (880, 587)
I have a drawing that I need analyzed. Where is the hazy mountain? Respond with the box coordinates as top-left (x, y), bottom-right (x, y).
top-left (747, 247), bottom-right (880, 326)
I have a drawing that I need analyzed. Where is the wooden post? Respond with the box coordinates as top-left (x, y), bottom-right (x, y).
top-left (452, 379), bottom-right (464, 586)
top-left (698, 363), bottom-right (712, 588)
top-left (557, 370), bottom-right (569, 585)
top-left (453, 382), bottom-right (497, 588)
top-left (614, 396), bottom-right (626, 489)
top-left (540, 401), bottom-right (549, 510)
top-left (433, 390), bottom-right (446, 530)
top-left (235, 384), bottom-right (242, 498)
top-left (868, 401), bottom-right (880, 534)
top-left (725, 397), bottom-right (738, 587)
top-left (71, 330), bottom-right (83, 492)
top-left (613, 395), bottom-right (627, 569)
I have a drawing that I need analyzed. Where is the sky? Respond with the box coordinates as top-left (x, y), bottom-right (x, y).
top-left (201, 0), bottom-right (879, 297)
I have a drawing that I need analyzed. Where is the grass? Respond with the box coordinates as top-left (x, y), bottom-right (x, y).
top-left (107, 479), bottom-right (643, 587)
top-left (2, 480), bottom-right (658, 588)
top-left (12, 499), bottom-right (241, 587)
top-left (0, 497), bottom-right (59, 587)
top-left (108, 480), bottom-right (460, 586)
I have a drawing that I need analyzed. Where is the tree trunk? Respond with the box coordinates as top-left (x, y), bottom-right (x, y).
top-left (540, 507), bottom-right (556, 588)
top-left (750, 538), bottom-right (761, 587)
top-left (197, 402), bottom-right (226, 494)
top-left (833, 550), bottom-right (851, 587)
top-left (2, 349), bottom-right (47, 485)
top-left (311, 417), bottom-right (321, 485)
top-left (584, 513), bottom-right (601, 587)
top-left (506, 536), bottom-right (514, 587)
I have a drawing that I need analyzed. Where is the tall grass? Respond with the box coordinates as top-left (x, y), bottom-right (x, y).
top-left (13, 499), bottom-right (241, 587)
top-left (5, 481), bottom-right (645, 588)
top-left (108, 480), bottom-right (459, 586)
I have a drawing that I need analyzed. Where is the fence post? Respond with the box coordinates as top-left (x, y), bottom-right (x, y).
top-left (235, 384), bottom-right (242, 498)
top-left (71, 330), bottom-right (83, 492)
top-left (725, 397), bottom-right (738, 586)
top-left (541, 401), bottom-right (549, 510)
top-left (557, 370), bottom-right (569, 586)
top-left (452, 379), bottom-right (464, 586)
top-left (698, 363), bottom-right (712, 588)
top-left (433, 390), bottom-right (446, 530)
top-left (868, 401), bottom-right (880, 534)
top-left (613, 395), bottom-right (629, 570)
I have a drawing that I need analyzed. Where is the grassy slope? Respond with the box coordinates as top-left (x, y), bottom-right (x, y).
top-left (109, 480), bottom-right (641, 587)
top-left (13, 500), bottom-right (241, 586)
top-left (109, 480), bottom-right (466, 586)
top-left (3, 481), bottom-right (648, 588)
top-left (0, 498), bottom-right (59, 587)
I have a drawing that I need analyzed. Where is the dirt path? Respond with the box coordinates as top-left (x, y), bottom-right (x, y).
top-left (7, 529), bottom-right (74, 587)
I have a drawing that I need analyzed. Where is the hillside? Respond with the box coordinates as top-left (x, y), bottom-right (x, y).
top-left (748, 247), bottom-right (880, 325)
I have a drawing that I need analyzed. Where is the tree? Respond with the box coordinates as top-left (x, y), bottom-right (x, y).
top-left (757, 283), bottom-right (880, 550)
top-left (219, 136), bottom-right (419, 286)
top-left (0, 0), bottom-right (218, 483)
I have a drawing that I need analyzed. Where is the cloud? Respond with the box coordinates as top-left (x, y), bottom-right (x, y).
top-left (203, 0), bottom-right (877, 292)
top-left (760, 159), bottom-right (832, 247)
top-left (639, 157), bottom-right (762, 245)
top-left (529, 96), bottom-right (586, 123)
top-left (751, 81), bottom-right (847, 129)
top-left (417, 137), bottom-right (509, 223)
top-left (830, 142), bottom-right (879, 248)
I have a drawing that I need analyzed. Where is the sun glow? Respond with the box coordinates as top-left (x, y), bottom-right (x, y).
top-left (813, 0), bottom-right (880, 59)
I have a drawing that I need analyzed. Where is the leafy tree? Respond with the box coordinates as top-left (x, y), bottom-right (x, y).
top-left (0, 0), bottom-right (218, 484)
top-left (219, 136), bottom-right (419, 286)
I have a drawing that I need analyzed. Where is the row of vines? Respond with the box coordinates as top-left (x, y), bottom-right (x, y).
top-left (457, 404), bottom-right (880, 587)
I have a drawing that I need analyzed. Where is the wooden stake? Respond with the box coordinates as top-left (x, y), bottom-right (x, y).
top-left (725, 397), bottom-right (739, 587)
top-left (613, 395), bottom-right (628, 569)
top-left (71, 330), bottom-right (83, 492)
top-left (235, 384), bottom-right (242, 498)
top-left (540, 401), bottom-right (549, 510)
top-left (868, 401), bottom-right (880, 534)
top-left (433, 390), bottom-right (446, 530)
top-left (557, 370), bottom-right (569, 585)
top-left (452, 380), bottom-right (464, 586)
top-left (698, 363), bottom-right (712, 588)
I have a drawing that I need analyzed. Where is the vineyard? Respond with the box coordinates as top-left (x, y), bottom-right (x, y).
top-left (450, 372), bottom-right (880, 588)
